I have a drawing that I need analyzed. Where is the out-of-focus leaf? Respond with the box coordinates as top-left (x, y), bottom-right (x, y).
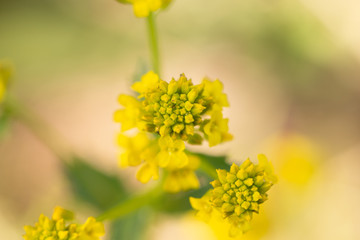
top-left (152, 171), bottom-right (212, 214)
top-left (192, 152), bottom-right (231, 180)
top-left (0, 107), bottom-right (12, 139)
top-left (161, 0), bottom-right (173, 10)
top-left (154, 185), bottom-right (210, 214)
top-left (63, 156), bottom-right (127, 211)
top-left (109, 207), bottom-right (151, 240)
top-left (194, 152), bottom-right (230, 170)
top-left (115, 0), bottom-right (131, 4)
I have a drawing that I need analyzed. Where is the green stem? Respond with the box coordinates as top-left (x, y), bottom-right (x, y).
top-left (199, 158), bottom-right (218, 180)
top-left (147, 12), bottom-right (160, 75)
top-left (96, 184), bottom-right (162, 222)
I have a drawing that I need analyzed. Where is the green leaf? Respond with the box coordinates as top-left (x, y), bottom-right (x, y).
top-left (0, 107), bottom-right (12, 139)
top-left (63, 156), bottom-right (127, 211)
top-left (154, 187), bottom-right (211, 214)
top-left (194, 152), bottom-right (230, 170)
top-left (190, 152), bottom-right (231, 179)
top-left (152, 171), bottom-right (212, 214)
top-left (115, 0), bottom-right (131, 4)
top-left (161, 0), bottom-right (173, 10)
top-left (109, 207), bottom-right (151, 240)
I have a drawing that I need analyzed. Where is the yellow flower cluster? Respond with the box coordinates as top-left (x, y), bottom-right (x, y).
top-left (23, 206), bottom-right (105, 240)
top-left (190, 155), bottom-right (277, 237)
top-left (116, 0), bottom-right (172, 18)
top-left (117, 131), bottom-right (201, 192)
top-left (0, 62), bottom-right (12, 103)
top-left (115, 71), bottom-right (231, 145)
top-left (114, 71), bottom-right (232, 191)
top-left (0, 78), bottom-right (4, 103)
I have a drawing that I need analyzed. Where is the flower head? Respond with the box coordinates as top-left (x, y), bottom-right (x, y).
top-left (203, 105), bottom-right (233, 147)
top-left (115, 71), bottom-right (232, 146)
top-left (23, 206), bottom-right (105, 240)
top-left (114, 71), bottom-right (232, 190)
top-left (0, 79), bottom-right (5, 103)
top-left (116, 0), bottom-right (172, 18)
top-left (0, 61), bottom-right (12, 103)
top-left (190, 155), bottom-right (277, 237)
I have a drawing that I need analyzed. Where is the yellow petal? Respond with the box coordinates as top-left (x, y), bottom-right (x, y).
top-left (157, 151), bottom-right (170, 167)
top-left (52, 206), bottom-right (74, 221)
top-left (132, 1), bottom-right (150, 18)
top-left (136, 163), bottom-right (157, 183)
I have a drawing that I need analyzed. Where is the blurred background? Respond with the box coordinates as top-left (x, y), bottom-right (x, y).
top-left (0, 0), bottom-right (360, 239)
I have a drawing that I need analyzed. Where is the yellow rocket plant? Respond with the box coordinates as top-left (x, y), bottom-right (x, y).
top-left (114, 71), bottom-right (233, 192)
top-left (116, 0), bottom-right (172, 18)
top-left (23, 207), bottom-right (104, 240)
top-left (190, 155), bottom-right (277, 237)
top-left (0, 62), bottom-right (12, 104)
top-left (16, 0), bottom-right (278, 239)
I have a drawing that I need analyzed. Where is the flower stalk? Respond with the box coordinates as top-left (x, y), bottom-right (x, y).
top-left (96, 184), bottom-right (163, 221)
top-left (147, 12), bottom-right (160, 75)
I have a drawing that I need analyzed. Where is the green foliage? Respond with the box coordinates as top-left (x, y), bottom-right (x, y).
top-left (64, 156), bottom-right (127, 211)
top-left (109, 208), bottom-right (152, 240)
top-left (0, 104), bottom-right (12, 139)
top-left (154, 184), bottom-right (211, 214)
top-left (195, 152), bottom-right (230, 170)
top-left (116, 0), bottom-right (131, 4)
top-left (0, 112), bottom-right (10, 139)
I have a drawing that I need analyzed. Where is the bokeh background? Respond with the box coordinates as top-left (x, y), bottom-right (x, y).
top-left (1, 0), bottom-right (360, 239)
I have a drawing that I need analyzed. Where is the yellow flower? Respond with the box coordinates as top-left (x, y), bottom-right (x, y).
top-left (78, 217), bottom-right (105, 240)
top-left (115, 71), bottom-right (231, 146)
top-left (132, 70), bottom-right (160, 97)
top-left (114, 95), bottom-right (142, 132)
top-left (163, 154), bottom-right (200, 193)
top-left (117, 132), bottom-right (201, 192)
top-left (52, 206), bottom-right (74, 221)
top-left (257, 154), bottom-right (278, 184)
top-left (156, 135), bottom-right (188, 168)
top-left (136, 160), bottom-right (159, 183)
top-left (0, 80), bottom-right (5, 103)
top-left (190, 155), bottom-right (277, 237)
top-left (203, 105), bottom-right (233, 147)
top-left (0, 61), bottom-right (12, 103)
top-left (116, 0), bottom-right (171, 18)
top-left (117, 132), bottom-right (152, 167)
top-left (117, 132), bottom-right (160, 183)
top-left (115, 71), bottom-right (232, 190)
top-left (208, 211), bottom-right (270, 240)
top-left (23, 206), bottom-right (104, 240)
top-left (190, 191), bottom-right (213, 221)
top-left (190, 192), bottom-right (251, 238)
top-left (265, 133), bottom-right (318, 187)
top-left (202, 78), bottom-right (229, 108)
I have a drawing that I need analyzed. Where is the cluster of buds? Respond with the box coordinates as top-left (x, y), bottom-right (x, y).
top-left (190, 155), bottom-right (277, 237)
top-left (116, 0), bottom-right (172, 18)
top-left (0, 62), bottom-right (12, 104)
top-left (23, 207), bottom-right (104, 240)
top-left (114, 71), bottom-right (232, 191)
top-left (115, 71), bottom-right (232, 146)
